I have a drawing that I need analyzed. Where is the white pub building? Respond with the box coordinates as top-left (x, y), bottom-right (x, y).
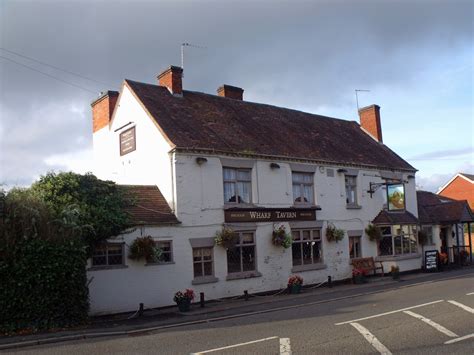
top-left (88, 66), bottom-right (422, 315)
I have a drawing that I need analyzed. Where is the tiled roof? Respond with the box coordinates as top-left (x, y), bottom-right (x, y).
top-left (125, 80), bottom-right (416, 172)
top-left (120, 185), bottom-right (178, 225)
top-left (372, 210), bottom-right (419, 225)
top-left (460, 173), bottom-right (474, 181)
top-left (417, 190), bottom-right (474, 224)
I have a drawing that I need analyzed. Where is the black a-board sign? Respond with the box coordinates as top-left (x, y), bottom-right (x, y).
top-left (424, 250), bottom-right (439, 272)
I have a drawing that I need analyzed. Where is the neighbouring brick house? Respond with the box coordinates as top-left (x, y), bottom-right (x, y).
top-left (437, 173), bottom-right (474, 210)
top-left (88, 65), bottom-right (423, 315)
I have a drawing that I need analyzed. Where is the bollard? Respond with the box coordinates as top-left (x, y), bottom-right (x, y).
top-left (200, 292), bottom-right (205, 308)
top-left (328, 276), bottom-right (332, 288)
top-left (138, 303), bottom-right (144, 317)
top-left (244, 290), bottom-right (249, 301)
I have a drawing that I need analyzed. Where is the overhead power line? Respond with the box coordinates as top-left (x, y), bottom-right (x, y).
top-left (0, 47), bottom-right (110, 87)
top-left (0, 55), bottom-right (98, 94)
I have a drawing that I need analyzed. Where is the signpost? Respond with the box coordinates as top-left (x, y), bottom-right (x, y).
top-left (424, 250), bottom-right (439, 272)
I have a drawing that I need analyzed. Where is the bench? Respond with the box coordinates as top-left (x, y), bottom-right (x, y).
top-left (352, 257), bottom-right (384, 276)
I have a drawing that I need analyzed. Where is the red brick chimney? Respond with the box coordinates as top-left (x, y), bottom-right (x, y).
top-left (217, 85), bottom-right (244, 100)
top-left (359, 104), bottom-right (383, 143)
top-left (158, 66), bottom-right (183, 95)
top-left (91, 91), bottom-right (119, 133)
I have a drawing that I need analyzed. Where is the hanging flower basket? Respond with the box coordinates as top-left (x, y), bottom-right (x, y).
top-left (272, 225), bottom-right (292, 249)
top-left (128, 236), bottom-right (162, 262)
top-left (365, 224), bottom-right (382, 242)
top-left (214, 227), bottom-right (239, 249)
top-left (326, 223), bottom-right (345, 242)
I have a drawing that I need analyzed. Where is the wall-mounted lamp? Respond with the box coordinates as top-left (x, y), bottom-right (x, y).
top-left (196, 157), bottom-right (208, 165)
top-left (270, 162), bottom-right (280, 169)
top-left (407, 175), bottom-right (415, 179)
top-left (337, 168), bottom-right (348, 174)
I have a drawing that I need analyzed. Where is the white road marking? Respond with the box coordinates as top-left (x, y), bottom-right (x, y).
top-left (447, 300), bottom-right (474, 314)
top-left (335, 300), bottom-right (444, 325)
top-left (403, 310), bottom-right (458, 337)
top-left (279, 337), bottom-right (292, 355)
top-left (467, 292), bottom-right (474, 296)
top-left (190, 336), bottom-right (278, 354)
top-left (445, 333), bottom-right (474, 344)
top-left (350, 322), bottom-right (392, 355)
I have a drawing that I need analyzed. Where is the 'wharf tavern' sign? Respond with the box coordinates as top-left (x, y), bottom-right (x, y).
top-left (225, 207), bottom-right (318, 223)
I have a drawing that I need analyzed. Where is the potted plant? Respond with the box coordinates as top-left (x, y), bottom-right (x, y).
top-left (173, 289), bottom-right (195, 312)
top-left (287, 275), bottom-right (303, 294)
top-left (391, 265), bottom-right (400, 280)
top-left (128, 236), bottom-right (162, 262)
top-left (439, 252), bottom-right (448, 265)
top-left (352, 268), bottom-right (367, 284)
top-left (365, 224), bottom-right (382, 242)
top-left (214, 227), bottom-right (239, 249)
top-left (272, 225), bottom-right (292, 249)
top-left (326, 223), bottom-right (345, 242)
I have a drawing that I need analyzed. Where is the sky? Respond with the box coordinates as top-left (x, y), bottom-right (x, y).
top-left (0, 0), bottom-right (473, 192)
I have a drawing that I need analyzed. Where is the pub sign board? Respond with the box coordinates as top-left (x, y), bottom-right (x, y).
top-left (424, 250), bottom-right (439, 272)
top-left (225, 208), bottom-right (317, 223)
top-left (119, 126), bottom-right (136, 156)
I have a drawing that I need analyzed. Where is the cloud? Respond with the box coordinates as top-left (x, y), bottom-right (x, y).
top-left (417, 161), bottom-right (474, 192)
top-left (408, 147), bottom-right (473, 161)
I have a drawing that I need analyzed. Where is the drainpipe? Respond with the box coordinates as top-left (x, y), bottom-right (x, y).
top-left (455, 223), bottom-right (460, 266)
top-left (468, 223), bottom-right (472, 264)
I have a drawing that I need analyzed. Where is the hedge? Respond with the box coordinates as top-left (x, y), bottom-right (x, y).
top-left (0, 238), bottom-right (89, 332)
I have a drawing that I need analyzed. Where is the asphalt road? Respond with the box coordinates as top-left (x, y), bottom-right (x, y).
top-left (7, 272), bottom-right (474, 354)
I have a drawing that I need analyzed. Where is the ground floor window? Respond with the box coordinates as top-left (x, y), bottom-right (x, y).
top-left (92, 243), bottom-right (124, 266)
top-left (421, 225), bottom-right (434, 245)
top-left (379, 225), bottom-right (418, 256)
top-left (193, 247), bottom-right (214, 278)
top-left (227, 231), bottom-right (256, 274)
top-left (349, 236), bottom-right (362, 259)
top-left (291, 229), bottom-right (322, 266)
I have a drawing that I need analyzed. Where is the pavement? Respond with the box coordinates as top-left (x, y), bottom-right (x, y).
top-left (1, 266), bottom-right (473, 352)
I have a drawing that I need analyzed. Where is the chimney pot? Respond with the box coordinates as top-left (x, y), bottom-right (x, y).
top-left (91, 91), bottom-right (119, 133)
top-left (359, 104), bottom-right (383, 142)
top-left (157, 65), bottom-right (183, 95)
top-left (217, 85), bottom-right (244, 100)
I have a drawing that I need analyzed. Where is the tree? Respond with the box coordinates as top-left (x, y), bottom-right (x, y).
top-left (30, 172), bottom-right (131, 251)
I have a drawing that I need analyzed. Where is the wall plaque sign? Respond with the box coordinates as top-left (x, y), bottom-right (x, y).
top-left (424, 250), bottom-right (439, 272)
top-left (387, 183), bottom-right (405, 211)
top-left (119, 126), bottom-right (136, 156)
top-left (224, 207), bottom-right (318, 223)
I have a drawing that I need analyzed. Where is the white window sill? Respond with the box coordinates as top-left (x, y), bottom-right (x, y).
top-left (346, 204), bottom-right (362, 210)
top-left (375, 254), bottom-right (421, 262)
top-left (226, 271), bottom-right (262, 281)
top-left (192, 276), bottom-right (219, 285)
top-left (291, 263), bottom-right (327, 273)
top-left (224, 203), bottom-right (256, 209)
top-left (145, 261), bottom-right (175, 266)
top-left (88, 265), bottom-right (128, 271)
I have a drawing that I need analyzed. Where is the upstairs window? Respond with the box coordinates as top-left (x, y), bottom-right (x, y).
top-left (345, 175), bottom-right (358, 206)
top-left (292, 172), bottom-right (314, 204)
top-left (223, 168), bottom-right (251, 204)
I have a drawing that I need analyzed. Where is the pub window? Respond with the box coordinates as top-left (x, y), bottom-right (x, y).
top-left (147, 241), bottom-right (173, 264)
top-left (227, 231), bottom-right (256, 274)
top-left (193, 247), bottom-right (214, 278)
top-left (345, 175), bottom-right (358, 206)
top-left (292, 172), bottom-right (314, 204)
top-left (223, 168), bottom-right (251, 204)
top-left (349, 236), bottom-right (362, 259)
top-left (421, 225), bottom-right (434, 245)
top-left (92, 243), bottom-right (124, 267)
top-left (378, 225), bottom-right (418, 257)
top-left (291, 229), bottom-right (322, 266)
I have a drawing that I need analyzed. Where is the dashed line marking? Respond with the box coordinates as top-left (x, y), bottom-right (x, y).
top-left (190, 336), bottom-right (278, 354)
top-left (466, 292), bottom-right (474, 296)
top-left (279, 337), bottom-right (292, 355)
top-left (403, 310), bottom-right (458, 337)
top-left (447, 300), bottom-right (474, 314)
top-left (445, 333), bottom-right (474, 344)
top-left (350, 322), bottom-right (392, 355)
top-left (335, 300), bottom-right (444, 325)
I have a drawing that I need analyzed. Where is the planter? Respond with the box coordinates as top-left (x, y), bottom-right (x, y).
top-left (353, 274), bottom-right (366, 284)
top-left (177, 299), bottom-right (191, 312)
top-left (288, 284), bottom-right (302, 294)
top-left (392, 271), bottom-right (400, 280)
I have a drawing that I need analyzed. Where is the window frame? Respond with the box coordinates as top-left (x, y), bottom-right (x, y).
top-left (378, 224), bottom-right (419, 257)
top-left (223, 167), bottom-right (252, 205)
top-left (421, 225), bottom-right (434, 245)
top-left (349, 235), bottom-right (362, 259)
top-left (292, 171), bottom-right (315, 205)
top-left (192, 247), bottom-right (214, 279)
top-left (345, 174), bottom-right (358, 206)
top-left (146, 240), bottom-right (174, 265)
top-left (91, 243), bottom-right (125, 268)
top-left (226, 230), bottom-right (257, 275)
top-left (291, 229), bottom-right (323, 266)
